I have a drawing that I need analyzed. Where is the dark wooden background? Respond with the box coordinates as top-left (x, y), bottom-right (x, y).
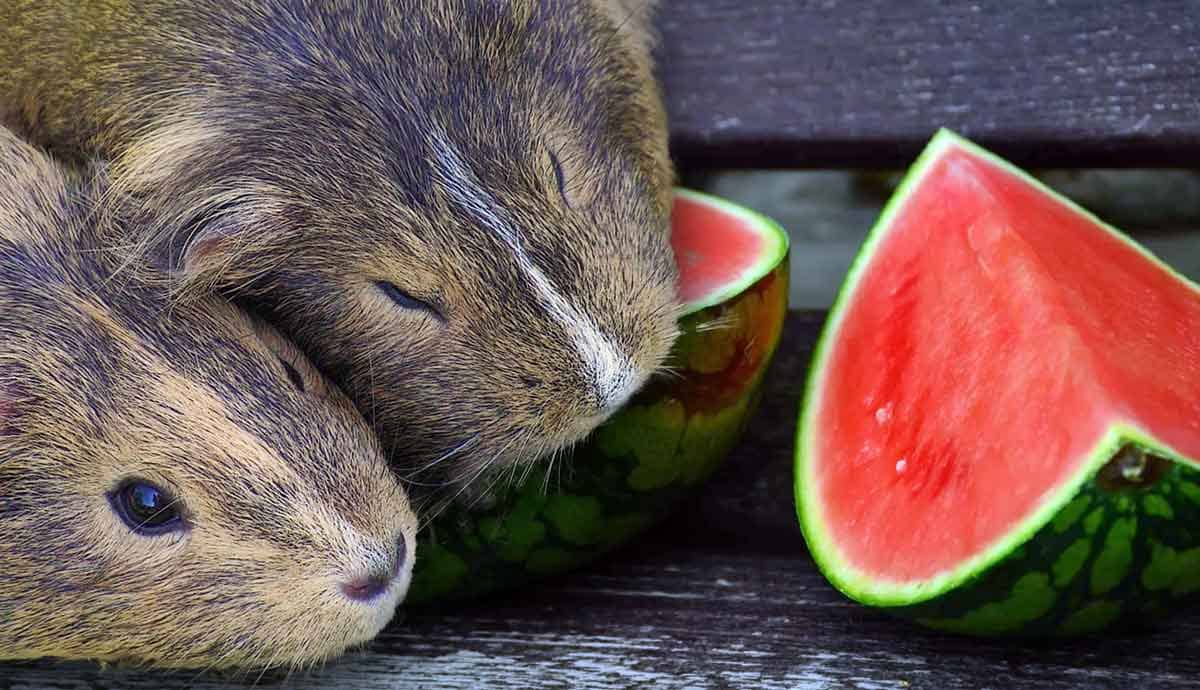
top-left (656, 1), bottom-right (1200, 170)
top-left (7, 0), bottom-right (1200, 687)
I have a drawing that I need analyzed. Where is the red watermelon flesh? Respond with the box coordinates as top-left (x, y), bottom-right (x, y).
top-left (801, 130), bottom-right (1200, 594)
top-left (671, 189), bottom-right (774, 310)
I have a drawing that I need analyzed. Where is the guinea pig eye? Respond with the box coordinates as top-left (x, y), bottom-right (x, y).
top-left (278, 357), bottom-right (306, 392)
top-left (109, 480), bottom-right (185, 536)
top-left (375, 281), bottom-right (443, 320)
top-left (548, 150), bottom-right (569, 204)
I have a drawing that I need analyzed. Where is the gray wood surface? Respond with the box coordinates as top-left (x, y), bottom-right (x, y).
top-left (6, 312), bottom-right (1199, 689)
top-left (657, 1), bottom-right (1200, 169)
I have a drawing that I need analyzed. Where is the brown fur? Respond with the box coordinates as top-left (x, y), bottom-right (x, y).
top-left (0, 0), bottom-right (680, 498)
top-left (0, 127), bottom-right (418, 670)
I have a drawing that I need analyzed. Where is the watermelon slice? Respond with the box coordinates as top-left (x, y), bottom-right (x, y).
top-left (409, 188), bottom-right (789, 604)
top-left (796, 129), bottom-right (1200, 637)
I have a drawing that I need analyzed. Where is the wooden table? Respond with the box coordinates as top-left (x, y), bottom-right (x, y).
top-left (6, 313), bottom-right (1199, 689)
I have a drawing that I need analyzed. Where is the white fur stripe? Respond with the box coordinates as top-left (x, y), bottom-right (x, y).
top-left (430, 132), bottom-right (636, 411)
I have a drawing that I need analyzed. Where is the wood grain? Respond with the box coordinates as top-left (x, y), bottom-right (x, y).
top-left (5, 548), bottom-right (1199, 689)
top-left (7, 312), bottom-right (1199, 689)
top-left (656, 0), bottom-right (1200, 169)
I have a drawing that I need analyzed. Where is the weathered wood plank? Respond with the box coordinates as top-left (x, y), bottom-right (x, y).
top-left (657, 0), bottom-right (1200, 169)
top-left (5, 542), bottom-right (1200, 689)
top-left (6, 311), bottom-right (1199, 688)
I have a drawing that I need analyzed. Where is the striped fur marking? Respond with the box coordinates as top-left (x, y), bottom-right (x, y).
top-left (429, 132), bottom-right (637, 413)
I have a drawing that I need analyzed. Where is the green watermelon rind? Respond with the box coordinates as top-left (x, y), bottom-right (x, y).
top-left (896, 432), bottom-right (1200, 637)
top-left (672, 187), bottom-right (791, 315)
top-left (794, 128), bottom-right (1200, 610)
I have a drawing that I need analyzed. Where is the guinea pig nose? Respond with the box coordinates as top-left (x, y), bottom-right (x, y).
top-left (341, 536), bottom-right (408, 603)
top-left (341, 572), bottom-right (392, 603)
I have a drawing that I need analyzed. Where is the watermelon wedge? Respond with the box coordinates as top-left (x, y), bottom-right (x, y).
top-left (796, 129), bottom-right (1200, 637)
top-left (409, 188), bottom-right (789, 604)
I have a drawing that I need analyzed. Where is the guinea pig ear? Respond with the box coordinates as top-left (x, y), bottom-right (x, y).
top-left (160, 194), bottom-right (286, 296)
top-left (176, 214), bottom-right (239, 275)
top-left (101, 114), bottom-right (288, 295)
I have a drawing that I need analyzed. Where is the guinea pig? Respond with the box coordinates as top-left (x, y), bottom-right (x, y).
top-left (0, 126), bottom-right (418, 669)
top-left (0, 0), bottom-right (681, 497)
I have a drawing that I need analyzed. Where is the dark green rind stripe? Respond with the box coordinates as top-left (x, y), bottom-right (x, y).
top-left (407, 258), bottom-right (789, 605)
top-left (884, 450), bottom-right (1200, 637)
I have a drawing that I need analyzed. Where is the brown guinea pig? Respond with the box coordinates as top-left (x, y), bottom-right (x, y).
top-left (0, 0), bottom-right (681, 497)
top-left (0, 127), bottom-right (418, 670)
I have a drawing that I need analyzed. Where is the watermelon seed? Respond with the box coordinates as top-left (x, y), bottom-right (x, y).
top-left (895, 458), bottom-right (908, 474)
top-left (875, 404), bottom-right (894, 425)
top-left (1096, 445), bottom-right (1172, 492)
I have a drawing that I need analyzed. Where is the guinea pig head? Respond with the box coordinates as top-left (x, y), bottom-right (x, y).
top-left (108, 0), bottom-right (680, 494)
top-left (286, 139), bottom-right (681, 494)
top-left (0, 301), bottom-right (417, 669)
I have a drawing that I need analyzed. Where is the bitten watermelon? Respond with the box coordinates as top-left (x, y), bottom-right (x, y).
top-left (796, 129), bottom-right (1200, 637)
top-left (409, 188), bottom-right (790, 604)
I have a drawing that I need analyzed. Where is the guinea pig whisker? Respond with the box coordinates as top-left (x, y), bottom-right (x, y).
top-left (555, 451), bottom-right (567, 495)
top-left (507, 432), bottom-right (544, 490)
top-left (483, 432), bottom-right (540, 526)
top-left (252, 648), bottom-right (280, 685)
top-left (408, 433), bottom-right (481, 477)
top-left (383, 415), bottom-right (406, 471)
top-left (397, 476), bottom-right (452, 489)
top-left (540, 441), bottom-right (567, 497)
top-left (189, 650), bottom-right (232, 683)
top-left (694, 315), bottom-right (738, 333)
top-left (418, 433), bottom-right (521, 528)
top-left (653, 363), bottom-right (685, 382)
top-left (259, 632), bottom-right (307, 680)
top-left (467, 461), bottom-right (511, 512)
top-left (192, 636), bottom-right (260, 683)
top-left (550, 446), bottom-right (569, 496)
top-left (540, 456), bottom-right (553, 496)
top-left (509, 431), bottom-right (539, 484)
top-left (514, 444), bottom-right (542, 490)
top-left (502, 449), bottom-right (522, 490)
top-left (465, 433), bottom-right (519, 494)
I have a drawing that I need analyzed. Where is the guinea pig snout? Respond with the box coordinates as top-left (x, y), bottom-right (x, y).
top-left (339, 534), bottom-right (408, 603)
top-left (569, 383), bottom-right (643, 437)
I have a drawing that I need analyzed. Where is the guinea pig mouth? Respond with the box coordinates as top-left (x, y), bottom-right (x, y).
top-left (566, 411), bottom-right (614, 442)
top-left (569, 386), bottom-right (643, 438)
